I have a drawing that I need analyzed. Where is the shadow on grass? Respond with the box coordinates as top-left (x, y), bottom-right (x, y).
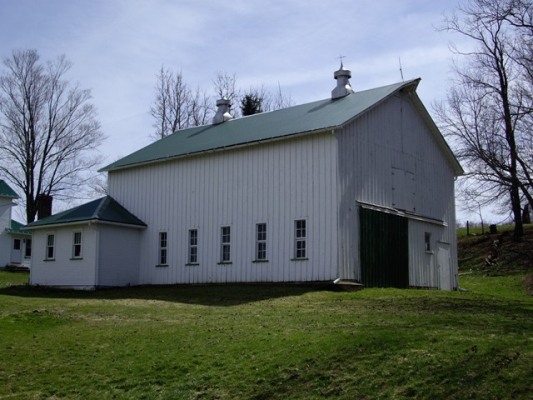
top-left (0, 279), bottom-right (338, 306)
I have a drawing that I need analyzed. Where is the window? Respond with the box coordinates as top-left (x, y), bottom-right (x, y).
top-left (424, 232), bottom-right (432, 252)
top-left (294, 219), bottom-right (307, 259)
top-left (72, 232), bottom-right (82, 259)
top-left (13, 238), bottom-right (21, 250)
top-left (158, 232), bottom-right (168, 265)
top-left (220, 226), bottom-right (231, 263)
top-left (255, 223), bottom-right (267, 261)
top-left (25, 239), bottom-right (32, 258)
top-left (188, 229), bottom-right (198, 264)
top-left (46, 234), bottom-right (54, 260)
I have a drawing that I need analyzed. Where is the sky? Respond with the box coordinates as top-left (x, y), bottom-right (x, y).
top-left (1, 0), bottom-right (494, 223)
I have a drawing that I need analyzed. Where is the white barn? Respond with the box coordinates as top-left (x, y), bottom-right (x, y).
top-left (26, 66), bottom-right (463, 290)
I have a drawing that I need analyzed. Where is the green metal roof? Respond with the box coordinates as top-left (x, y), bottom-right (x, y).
top-left (101, 79), bottom-right (421, 172)
top-left (0, 180), bottom-right (18, 198)
top-left (24, 196), bottom-right (146, 229)
top-left (5, 220), bottom-right (31, 236)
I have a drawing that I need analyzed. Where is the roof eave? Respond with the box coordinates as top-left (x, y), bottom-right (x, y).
top-left (5, 228), bottom-right (31, 236)
top-left (408, 92), bottom-right (464, 176)
top-left (24, 218), bottom-right (147, 230)
top-left (101, 127), bottom-right (337, 173)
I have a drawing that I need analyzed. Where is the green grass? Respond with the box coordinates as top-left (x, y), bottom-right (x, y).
top-left (456, 223), bottom-right (516, 238)
top-left (0, 270), bottom-right (531, 399)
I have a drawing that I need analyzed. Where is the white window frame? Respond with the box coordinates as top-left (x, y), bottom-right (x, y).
top-left (72, 231), bottom-right (82, 259)
top-left (255, 223), bottom-right (267, 261)
top-left (158, 231), bottom-right (168, 266)
top-left (220, 226), bottom-right (231, 263)
top-left (294, 219), bottom-right (307, 259)
top-left (188, 229), bottom-right (198, 265)
top-left (45, 234), bottom-right (55, 260)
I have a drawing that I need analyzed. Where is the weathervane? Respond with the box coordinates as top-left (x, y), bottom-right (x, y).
top-left (337, 54), bottom-right (347, 68)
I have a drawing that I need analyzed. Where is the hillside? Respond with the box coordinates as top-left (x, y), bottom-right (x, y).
top-left (457, 224), bottom-right (533, 294)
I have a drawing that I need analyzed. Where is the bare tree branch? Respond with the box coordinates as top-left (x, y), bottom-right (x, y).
top-left (437, 0), bottom-right (533, 240)
top-left (0, 49), bottom-right (105, 222)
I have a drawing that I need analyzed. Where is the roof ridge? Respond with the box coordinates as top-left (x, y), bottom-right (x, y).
top-left (100, 79), bottom-right (422, 173)
top-left (93, 196), bottom-right (110, 219)
top-left (0, 179), bottom-right (19, 198)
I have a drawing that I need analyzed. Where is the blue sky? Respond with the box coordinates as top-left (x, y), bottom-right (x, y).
top-left (2, 0), bottom-right (485, 222)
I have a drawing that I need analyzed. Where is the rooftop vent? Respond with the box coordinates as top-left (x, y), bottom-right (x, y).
top-left (212, 97), bottom-right (233, 124)
top-left (331, 62), bottom-right (353, 99)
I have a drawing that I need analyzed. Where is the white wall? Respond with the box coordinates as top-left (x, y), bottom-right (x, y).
top-left (98, 225), bottom-right (141, 286)
top-left (0, 197), bottom-right (13, 267)
top-left (30, 224), bottom-right (98, 288)
top-left (108, 133), bottom-right (339, 284)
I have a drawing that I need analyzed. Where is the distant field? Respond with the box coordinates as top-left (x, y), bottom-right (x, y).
top-left (0, 270), bottom-right (531, 399)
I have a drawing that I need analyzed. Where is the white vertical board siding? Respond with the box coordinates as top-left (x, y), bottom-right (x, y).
top-left (29, 225), bottom-right (98, 288)
top-left (107, 132), bottom-right (339, 284)
top-left (407, 221), bottom-right (441, 289)
top-left (0, 197), bottom-right (13, 267)
top-left (98, 225), bottom-right (141, 287)
top-left (337, 91), bottom-right (458, 286)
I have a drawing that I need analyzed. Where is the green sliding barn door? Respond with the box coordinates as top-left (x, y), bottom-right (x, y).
top-left (360, 207), bottom-right (409, 288)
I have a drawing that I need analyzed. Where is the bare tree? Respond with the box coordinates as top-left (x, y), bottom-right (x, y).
top-left (150, 67), bottom-right (192, 140)
top-left (436, 0), bottom-right (533, 240)
top-left (270, 81), bottom-right (294, 110)
top-left (0, 49), bottom-right (104, 223)
top-left (213, 72), bottom-right (240, 118)
top-left (189, 86), bottom-right (212, 126)
top-left (151, 68), bottom-right (294, 133)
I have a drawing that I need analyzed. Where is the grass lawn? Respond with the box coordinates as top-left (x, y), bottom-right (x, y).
top-left (0, 270), bottom-right (531, 399)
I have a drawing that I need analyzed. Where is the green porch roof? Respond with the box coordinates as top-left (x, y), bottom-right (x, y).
top-left (24, 196), bottom-right (146, 229)
top-left (5, 220), bottom-right (31, 236)
top-left (101, 79), bottom-right (421, 172)
top-left (0, 180), bottom-right (18, 198)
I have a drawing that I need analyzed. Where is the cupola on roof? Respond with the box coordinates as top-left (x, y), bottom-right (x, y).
top-left (332, 61), bottom-right (353, 99)
top-left (212, 97), bottom-right (233, 124)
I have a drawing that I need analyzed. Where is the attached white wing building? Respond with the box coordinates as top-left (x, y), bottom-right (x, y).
top-left (0, 180), bottom-right (31, 269)
top-left (26, 66), bottom-right (463, 290)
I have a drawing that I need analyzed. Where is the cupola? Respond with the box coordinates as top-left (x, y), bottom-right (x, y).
top-left (331, 62), bottom-right (353, 99)
top-left (212, 97), bottom-right (233, 124)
